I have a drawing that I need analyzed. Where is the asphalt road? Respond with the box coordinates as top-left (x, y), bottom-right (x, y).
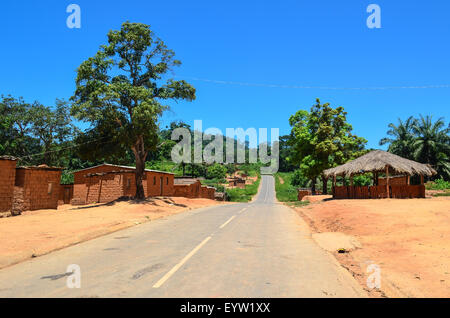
top-left (0, 175), bottom-right (365, 298)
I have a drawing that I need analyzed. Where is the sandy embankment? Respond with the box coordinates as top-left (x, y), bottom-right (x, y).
top-left (0, 197), bottom-right (226, 270)
top-left (292, 196), bottom-right (450, 298)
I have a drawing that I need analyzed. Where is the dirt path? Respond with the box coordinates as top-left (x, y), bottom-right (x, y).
top-left (0, 197), bottom-right (226, 270)
top-left (291, 197), bottom-right (450, 298)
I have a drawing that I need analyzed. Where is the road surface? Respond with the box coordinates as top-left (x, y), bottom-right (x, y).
top-left (0, 175), bottom-right (365, 297)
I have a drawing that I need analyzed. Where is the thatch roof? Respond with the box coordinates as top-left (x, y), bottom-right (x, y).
top-left (324, 150), bottom-right (437, 178)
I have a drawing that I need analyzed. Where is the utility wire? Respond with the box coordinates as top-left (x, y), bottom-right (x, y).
top-left (17, 136), bottom-right (113, 161)
top-left (180, 76), bottom-right (450, 90)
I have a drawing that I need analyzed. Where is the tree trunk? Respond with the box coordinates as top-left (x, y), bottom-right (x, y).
top-left (311, 179), bottom-right (316, 194)
top-left (322, 176), bottom-right (328, 195)
top-left (132, 137), bottom-right (148, 200)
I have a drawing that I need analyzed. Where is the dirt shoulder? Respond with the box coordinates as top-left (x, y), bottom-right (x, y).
top-left (0, 197), bottom-right (226, 270)
top-left (290, 196), bottom-right (450, 298)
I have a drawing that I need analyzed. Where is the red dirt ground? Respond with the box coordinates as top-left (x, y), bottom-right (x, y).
top-left (293, 196), bottom-right (450, 298)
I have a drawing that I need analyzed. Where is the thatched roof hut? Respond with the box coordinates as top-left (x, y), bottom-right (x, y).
top-left (324, 150), bottom-right (436, 178)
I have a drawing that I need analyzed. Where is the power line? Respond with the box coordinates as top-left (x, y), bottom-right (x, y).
top-left (17, 137), bottom-right (112, 161)
top-left (180, 76), bottom-right (450, 90)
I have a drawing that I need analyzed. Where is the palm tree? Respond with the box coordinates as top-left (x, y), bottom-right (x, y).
top-left (411, 115), bottom-right (450, 179)
top-left (379, 116), bottom-right (415, 160)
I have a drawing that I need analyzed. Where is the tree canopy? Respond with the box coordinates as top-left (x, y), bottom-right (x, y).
top-left (288, 98), bottom-right (367, 193)
top-left (380, 115), bottom-right (450, 180)
top-left (71, 22), bottom-right (196, 198)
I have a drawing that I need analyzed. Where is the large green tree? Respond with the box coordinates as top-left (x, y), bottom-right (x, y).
top-left (289, 99), bottom-right (367, 193)
top-left (71, 22), bottom-right (196, 199)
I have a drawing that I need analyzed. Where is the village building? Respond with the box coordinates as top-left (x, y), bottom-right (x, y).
top-left (173, 178), bottom-right (202, 199)
top-left (228, 177), bottom-right (246, 189)
top-left (0, 156), bottom-right (18, 213)
top-left (323, 150), bottom-right (436, 199)
top-left (13, 165), bottom-right (63, 212)
top-left (71, 164), bottom-right (174, 205)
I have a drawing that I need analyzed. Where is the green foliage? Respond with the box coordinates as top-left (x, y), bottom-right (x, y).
top-left (70, 22), bottom-right (196, 198)
top-left (380, 115), bottom-right (450, 180)
top-left (353, 174), bottom-right (373, 186)
top-left (226, 174), bottom-right (261, 202)
top-left (275, 172), bottom-right (301, 202)
top-left (61, 171), bottom-right (75, 185)
top-left (425, 178), bottom-right (450, 190)
top-left (288, 99), bottom-right (367, 191)
top-left (290, 169), bottom-right (309, 187)
top-left (206, 163), bottom-right (227, 180)
top-left (0, 95), bottom-right (77, 167)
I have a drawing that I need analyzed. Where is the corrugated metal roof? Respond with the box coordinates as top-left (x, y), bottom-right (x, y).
top-left (73, 163), bottom-right (174, 175)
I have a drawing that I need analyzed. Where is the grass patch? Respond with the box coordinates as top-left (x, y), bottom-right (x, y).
top-left (431, 191), bottom-right (450, 197)
top-left (285, 201), bottom-right (310, 207)
top-left (226, 173), bottom-right (261, 202)
top-left (275, 172), bottom-right (310, 207)
top-left (274, 172), bottom-right (299, 202)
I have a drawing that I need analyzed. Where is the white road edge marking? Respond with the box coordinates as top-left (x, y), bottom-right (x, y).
top-left (239, 208), bottom-right (247, 214)
top-left (152, 236), bottom-right (212, 288)
top-left (219, 215), bottom-right (236, 229)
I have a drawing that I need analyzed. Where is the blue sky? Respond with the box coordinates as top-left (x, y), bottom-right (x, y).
top-left (0, 0), bottom-right (449, 149)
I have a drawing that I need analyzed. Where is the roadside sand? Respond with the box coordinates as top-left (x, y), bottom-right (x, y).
top-left (292, 196), bottom-right (450, 297)
top-left (0, 197), bottom-right (226, 270)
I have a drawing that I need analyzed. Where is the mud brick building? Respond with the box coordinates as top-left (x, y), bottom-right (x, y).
top-left (173, 178), bottom-right (202, 199)
top-left (228, 177), bottom-right (246, 189)
top-left (71, 164), bottom-right (174, 205)
top-left (0, 156), bottom-right (18, 212)
top-left (13, 165), bottom-right (63, 212)
top-left (200, 186), bottom-right (216, 200)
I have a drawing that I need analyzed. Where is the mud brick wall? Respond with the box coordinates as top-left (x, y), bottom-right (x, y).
top-left (14, 168), bottom-right (62, 211)
top-left (72, 165), bottom-right (136, 205)
top-left (207, 187), bottom-right (215, 200)
top-left (147, 172), bottom-right (174, 197)
top-left (200, 186), bottom-right (209, 199)
top-left (173, 184), bottom-right (192, 198)
top-left (298, 189), bottom-right (311, 201)
top-left (0, 159), bottom-right (17, 212)
top-left (173, 181), bottom-right (202, 198)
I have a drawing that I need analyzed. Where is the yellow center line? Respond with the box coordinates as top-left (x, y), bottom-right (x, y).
top-left (152, 236), bottom-right (212, 288)
top-left (219, 215), bottom-right (236, 229)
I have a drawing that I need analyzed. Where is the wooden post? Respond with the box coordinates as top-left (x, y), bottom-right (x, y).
top-left (420, 174), bottom-right (424, 185)
top-left (407, 175), bottom-right (411, 185)
top-left (385, 166), bottom-right (390, 198)
top-left (350, 174), bottom-right (354, 186)
top-left (332, 175), bottom-right (336, 196)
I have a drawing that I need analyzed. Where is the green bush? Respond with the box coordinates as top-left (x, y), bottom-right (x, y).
top-left (353, 174), bottom-right (372, 186)
top-left (60, 171), bottom-right (74, 185)
top-left (206, 164), bottom-right (227, 180)
top-left (426, 178), bottom-right (450, 190)
top-left (290, 169), bottom-right (309, 188)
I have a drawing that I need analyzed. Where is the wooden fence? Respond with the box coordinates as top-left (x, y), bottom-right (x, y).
top-left (333, 185), bottom-right (425, 199)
